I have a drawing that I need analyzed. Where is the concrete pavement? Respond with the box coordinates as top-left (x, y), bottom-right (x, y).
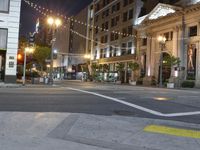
top-left (0, 112), bottom-right (200, 150)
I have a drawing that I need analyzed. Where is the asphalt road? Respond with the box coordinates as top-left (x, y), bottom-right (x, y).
top-left (0, 80), bottom-right (200, 124)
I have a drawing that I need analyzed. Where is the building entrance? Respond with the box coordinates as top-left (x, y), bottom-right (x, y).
top-left (0, 51), bottom-right (6, 82)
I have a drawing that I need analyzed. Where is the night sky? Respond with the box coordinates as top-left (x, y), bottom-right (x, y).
top-left (20, 0), bottom-right (92, 36)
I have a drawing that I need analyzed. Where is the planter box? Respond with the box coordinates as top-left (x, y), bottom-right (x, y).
top-left (167, 83), bottom-right (174, 89)
top-left (116, 80), bottom-right (121, 84)
top-left (129, 80), bottom-right (137, 86)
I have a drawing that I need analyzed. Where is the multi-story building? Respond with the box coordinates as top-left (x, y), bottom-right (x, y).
top-left (88, 0), bottom-right (144, 83)
top-left (0, 0), bottom-right (22, 83)
top-left (52, 7), bottom-right (89, 79)
top-left (52, 20), bottom-right (71, 79)
top-left (34, 18), bottom-right (52, 46)
top-left (136, 0), bottom-right (200, 87)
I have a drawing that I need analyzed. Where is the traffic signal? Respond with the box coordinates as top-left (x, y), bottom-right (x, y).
top-left (17, 54), bottom-right (22, 60)
top-left (29, 32), bottom-right (35, 46)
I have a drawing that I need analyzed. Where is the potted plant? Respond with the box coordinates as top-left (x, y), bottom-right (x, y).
top-left (91, 63), bottom-right (99, 82)
top-left (115, 63), bottom-right (125, 84)
top-left (164, 55), bottom-right (181, 88)
top-left (103, 64), bottom-right (109, 82)
top-left (128, 62), bottom-right (140, 85)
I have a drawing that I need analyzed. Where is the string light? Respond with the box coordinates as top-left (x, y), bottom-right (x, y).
top-left (23, 0), bottom-right (140, 38)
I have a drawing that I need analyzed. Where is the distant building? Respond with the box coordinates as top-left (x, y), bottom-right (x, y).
top-left (0, 0), bottom-right (22, 83)
top-left (52, 7), bottom-right (89, 79)
top-left (34, 18), bottom-right (52, 46)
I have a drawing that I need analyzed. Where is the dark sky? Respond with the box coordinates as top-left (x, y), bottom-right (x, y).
top-left (20, 0), bottom-right (92, 36)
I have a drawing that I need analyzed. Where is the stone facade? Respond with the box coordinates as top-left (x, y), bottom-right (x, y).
top-left (0, 0), bottom-right (22, 83)
top-left (136, 1), bottom-right (200, 87)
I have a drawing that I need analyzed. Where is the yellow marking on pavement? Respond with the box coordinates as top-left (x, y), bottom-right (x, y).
top-left (144, 125), bottom-right (200, 139)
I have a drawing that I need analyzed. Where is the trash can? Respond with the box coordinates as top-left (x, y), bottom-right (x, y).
top-left (44, 78), bottom-right (49, 84)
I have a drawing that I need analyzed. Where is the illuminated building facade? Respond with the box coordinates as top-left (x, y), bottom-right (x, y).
top-left (136, 0), bottom-right (200, 87)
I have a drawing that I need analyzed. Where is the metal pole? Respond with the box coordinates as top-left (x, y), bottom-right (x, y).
top-left (49, 28), bottom-right (55, 84)
top-left (23, 50), bottom-right (27, 86)
top-left (159, 47), bottom-right (163, 88)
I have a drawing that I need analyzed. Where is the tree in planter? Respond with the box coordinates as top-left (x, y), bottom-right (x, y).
top-left (163, 54), bottom-right (181, 87)
top-left (116, 63), bottom-right (125, 82)
top-left (91, 63), bottom-right (99, 81)
top-left (128, 62), bottom-right (140, 82)
top-left (163, 55), bottom-right (181, 77)
top-left (103, 64), bottom-right (109, 81)
top-left (32, 46), bottom-right (51, 72)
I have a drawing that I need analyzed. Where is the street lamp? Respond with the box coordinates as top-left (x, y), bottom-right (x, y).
top-left (22, 47), bottom-right (35, 86)
top-left (157, 35), bottom-right (166, 88)
top-left (47, 17), bottom-right (62, 84)
top-left (84, 54), bottom-right (91, 59)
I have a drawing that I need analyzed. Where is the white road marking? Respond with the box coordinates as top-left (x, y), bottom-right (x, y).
top-left (67, 87), bottom-right (200, 117)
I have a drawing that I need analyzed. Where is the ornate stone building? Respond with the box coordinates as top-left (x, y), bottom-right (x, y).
top-left (136, 0), bottom-right (200, 87)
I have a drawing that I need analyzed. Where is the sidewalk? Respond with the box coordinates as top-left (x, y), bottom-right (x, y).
top-left (0, 112), bottom-right (200, 150)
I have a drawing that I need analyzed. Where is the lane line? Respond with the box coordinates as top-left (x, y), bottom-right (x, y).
top-left (67, 87), bottom-right (200, 117)
top-left (66, 87), bottom-right (200, 117)
top-left (144, 125), bottom-right (200, 139)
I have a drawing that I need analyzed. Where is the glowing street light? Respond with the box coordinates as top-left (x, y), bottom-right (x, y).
top-left (23, 47), bottom-right (35, 86)
top-left (84, 54), bottom-right (91, 59)
top-left (47, 17), bottom-right (62, 84)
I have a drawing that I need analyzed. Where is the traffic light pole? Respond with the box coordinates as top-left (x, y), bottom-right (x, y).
top-left (22, 50), bottom-right (27, 86)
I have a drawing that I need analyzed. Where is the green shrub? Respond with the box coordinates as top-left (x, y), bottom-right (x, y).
top-left (181, 81), bottom-right (195, 88)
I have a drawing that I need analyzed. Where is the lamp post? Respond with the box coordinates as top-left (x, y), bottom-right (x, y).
top-left (82, 54), bottom-right (91, 81)
top-left (47, 17), bottom-right (62, 84)
top-left (157, 35), bottom-right (166, 88)
top-left (22, 47), bottom-right (34, 86)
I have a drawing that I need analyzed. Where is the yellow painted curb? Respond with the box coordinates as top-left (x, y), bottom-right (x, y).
top-left (144, 125), bottom-right (200, 139)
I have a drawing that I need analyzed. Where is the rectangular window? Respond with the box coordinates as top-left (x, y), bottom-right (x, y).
top-left (112, 5), bottom-right (116, 13)
top-left (101, 36), bottom-right (104, 43)
top-left (116, 2), bottom-right (120, 11)
top-left (110, 33), bottom-right (114, 41)
top-left (105, 9), bottom-right (109, 17)
top-left (189, 26), bottom-right (197, 37)
top-left (105, 21), bottom-right (109, 30)
top-left (0, 29), bottom-right (8, 50)
top-left (128, 26), bottom-right (132, 35)
top-left (0, 0), bottom-right (9, 12)
top-left (142, 38), bottom-right (147, 46)
top-left (114, 47), bottom-right (117, 57)
top-left (123, 0), bottom-right (128, 7)
top-left (121, 43), bottom-right (127, 55)
top-left (129, 0), bottom-right (134, 4)
top-left (95, 15), bottom-right (99, 22)
top-left (164, 31), bottom-right (173, 41)
top-left (122, 28), bottom-right (127, 38)
top-left (127, 42), bottom-right (132, 54)
top-left (102, 23), bottom-right (104, 31)
top-left (123, 12), bottom-right (128, 22)
top-left (104, 35), bottom-right (108, 43)
top-left (111, 18), bottom-right (115, 27)
top-left (100, 49), bottom-right (104, 58)
top-left (128, 9), bottom-right (133, 20)
top-left (164, 32), bottom-right (169, 41)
